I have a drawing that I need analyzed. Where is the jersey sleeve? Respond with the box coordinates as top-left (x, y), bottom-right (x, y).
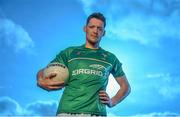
top-left (111, 56), bottom-right (125, 78)
top-left (50, 48), bottom-right (69, 67)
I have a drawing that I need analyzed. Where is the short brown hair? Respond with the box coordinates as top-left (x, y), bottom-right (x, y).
top-left (86, 12), bottom-right (106, 28)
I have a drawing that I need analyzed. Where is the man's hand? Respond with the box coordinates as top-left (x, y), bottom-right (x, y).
top-left (37, 69), bottom-right (65, 91)
top-left (99, 76), bottom-right (131, 108)
top-left (99, 90), bottom-right (112, 107)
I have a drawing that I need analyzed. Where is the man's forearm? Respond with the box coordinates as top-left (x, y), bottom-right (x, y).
top-left (110, 86), bottom-right (131, 107)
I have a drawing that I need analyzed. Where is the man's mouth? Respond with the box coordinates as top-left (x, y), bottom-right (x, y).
top-left (91, 35), bottom-right (98, 38)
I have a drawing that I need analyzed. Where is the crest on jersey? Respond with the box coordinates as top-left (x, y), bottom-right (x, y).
top-left (89, 64), bottom-right (106, 70)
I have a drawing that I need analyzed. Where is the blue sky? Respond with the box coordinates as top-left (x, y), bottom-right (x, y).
top-left (0, 0), bottom-right (180, 116)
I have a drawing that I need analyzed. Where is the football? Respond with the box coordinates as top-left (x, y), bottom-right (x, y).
top-left (43, 62), bottom-right (69, 83)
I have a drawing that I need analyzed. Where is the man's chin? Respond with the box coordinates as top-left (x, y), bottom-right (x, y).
top-left (89, 40), bottom-right (100, 45)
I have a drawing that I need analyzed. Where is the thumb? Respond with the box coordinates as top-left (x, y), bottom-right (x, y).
top-left (48, 73), bottom-right (57, 79)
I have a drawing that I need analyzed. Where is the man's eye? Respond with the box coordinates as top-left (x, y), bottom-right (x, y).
top-left (98, 28), bottom-right (103, 31)
top-left (89, 26), bottom-right (94, 28)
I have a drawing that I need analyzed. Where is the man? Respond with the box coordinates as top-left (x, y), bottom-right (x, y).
top-left (37, 12), bottom-right (131, 116)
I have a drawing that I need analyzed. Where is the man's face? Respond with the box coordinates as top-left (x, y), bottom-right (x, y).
top-left (84, 18), bottom-right (105, 44)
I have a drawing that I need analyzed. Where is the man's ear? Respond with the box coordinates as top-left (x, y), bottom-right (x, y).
top-left (102, 30), bottom-right (106, 36)
top-left (83, 26), bottom-right (87, 33)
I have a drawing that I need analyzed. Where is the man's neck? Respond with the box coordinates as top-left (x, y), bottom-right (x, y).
top-left (85, 42), bottom-right (99, 49)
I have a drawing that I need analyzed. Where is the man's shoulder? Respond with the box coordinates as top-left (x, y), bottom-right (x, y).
top-left (100, 47), bottom-right (116, 58)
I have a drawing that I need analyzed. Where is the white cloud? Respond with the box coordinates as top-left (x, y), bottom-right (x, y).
top-left (147, 72), bottom-right (180, 100)
top-left (78, 0), bottom-right (96, 15)
top-left (147, 73), bottom-right (168, 78)
top-left (0, 97), bottom-right (22, 115)
top-left (0, 86), bottom-right (12, 90)
top-left (1, 96), bottom-right (180, 116)
top-left (0, 96), bottom-right (58, 116)
top-left (108, 111), bottom-right (180, 117)
top-left (25, 100), bottom-right (58, 116)
top-left (78, 0), bottom-right (180, 46)
top-left (0, 18), bottom-right (34, 53)
top-left (107, 112), bottom-right (119, 117)
top-left (132, 111), bottom-right (179, 117)
top-left (107, 15), bottom-right (178, 46)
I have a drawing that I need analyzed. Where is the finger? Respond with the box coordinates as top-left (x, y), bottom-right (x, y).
top-left (37, 70), bottom-right (44, 80)
top-left (41, 84), bottom-right (63, 90)
top-left (44, 73), bottom-right (57, 79)
top-left (37, 83), bottom-right (51, 91)
top-left (42, 86), bottom-right (61, 91)
top-left (99, 93), bottom-right (107, 97)
top-left (99, 90), bottom-right (106, 93)
top-left (99, 91), bottom-right (108, 96)
top-left (99, 96), bottom-right (109, 101)
top-left (48, 73), bottom-right (57, 79)
top-left (38, 70), bottom-right (44, 78)
top-left (47, 85), bottom-right (64, 90)
top-left (48, 81), bottom-right (65, 86)
top-left (99, 93), bottom-right (109, 99)
top-left (38, 78), bottom-right (65, 91)
top-left (49, 82), bottom-right (65, 86)
top-left (100, 100), bottom-right (109, 104)
top-left (38, 76), bottom-right (44, 81)
top-left (42, 78), bottom-right (64, 83)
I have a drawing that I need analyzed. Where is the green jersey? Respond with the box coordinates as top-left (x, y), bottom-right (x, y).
top-left (51, 45), bottom-right (125, 116)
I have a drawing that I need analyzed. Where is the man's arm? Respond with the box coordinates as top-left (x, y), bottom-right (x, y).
top-left (99, 75), bottom-right (131, 107)
top-left (37, 69), bottom-right (65, 91)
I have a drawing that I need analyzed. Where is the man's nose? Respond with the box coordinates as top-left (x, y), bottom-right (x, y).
top-left (93, 27), bottom-right (98, 33)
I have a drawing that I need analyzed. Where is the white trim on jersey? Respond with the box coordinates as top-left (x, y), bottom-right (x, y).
top-left (68, 57), bottom-right (112, 67)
